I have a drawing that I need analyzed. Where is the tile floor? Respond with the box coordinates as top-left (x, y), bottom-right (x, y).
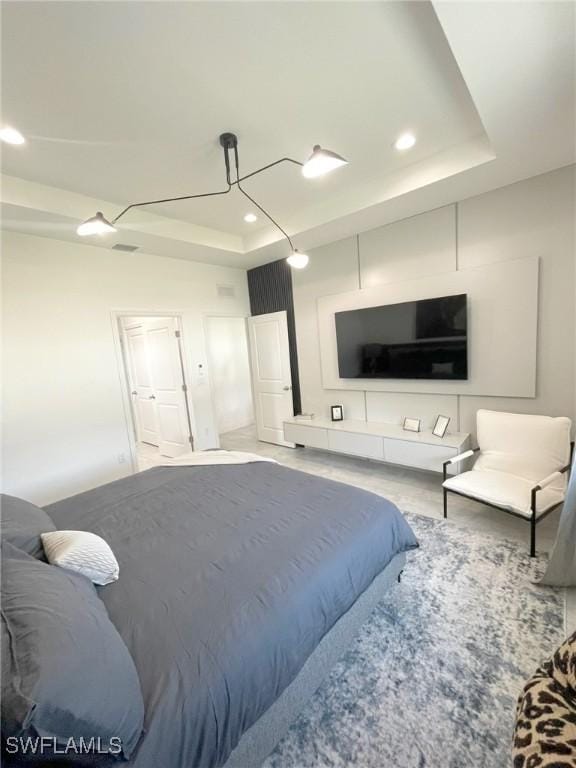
top-left (135, 426), bottom-right (575, 634)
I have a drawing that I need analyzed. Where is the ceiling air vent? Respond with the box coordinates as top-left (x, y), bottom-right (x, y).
top-left (217, 284), bottom-right (236, 298)
top-left (112, 243), bottom-right (139, 253)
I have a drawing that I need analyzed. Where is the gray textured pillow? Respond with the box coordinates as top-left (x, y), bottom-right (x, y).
top-left (1, 542), bottom-right (144, 763)
top-left (0, 493), bottom-right (56, 559)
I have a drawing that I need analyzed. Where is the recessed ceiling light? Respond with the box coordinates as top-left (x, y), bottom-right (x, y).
top-left (394, 132), bottom-right (416, 151)
top-left (0, 126), bottom-right (26, 145)
top-left (244, 213), bottom-right (258, 223)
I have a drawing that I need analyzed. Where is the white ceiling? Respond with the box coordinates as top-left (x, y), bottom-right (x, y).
top-left (1, 1), bottom-right (574, 269)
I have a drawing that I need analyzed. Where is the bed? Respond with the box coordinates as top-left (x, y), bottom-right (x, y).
top-left (45, 459), bottom-right (418, 768)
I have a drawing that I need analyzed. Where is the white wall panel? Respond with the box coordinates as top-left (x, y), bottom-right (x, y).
top-left (366, 392), bottom-right (459, 431)
top-left (359, 205), bottom-right (456, 287)
top-left (318, 256), bottom-right (539, 398)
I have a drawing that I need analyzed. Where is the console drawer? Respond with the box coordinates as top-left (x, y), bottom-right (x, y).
top-left (284, 422), bottom-right (329, 449)
top-left (383, 439), bottom-right (459, 473)
top-left (327, 430), bottom-right (384, 459)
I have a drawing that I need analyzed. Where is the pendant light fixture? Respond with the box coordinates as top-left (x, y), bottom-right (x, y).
top-left (76, 211), bottom-right (117, 236)
top-left (286, 250), bottom-right (309, 269)
top-left (301, 145), bottom-right (348, 179)
top-left (76, 132), bottom-right (347, 268)
top-left (0, 126), bottom-right (26, 145)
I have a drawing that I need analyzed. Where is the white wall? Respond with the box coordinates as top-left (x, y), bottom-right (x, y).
top-left (293, 165), bottom-right (575, 438)
top-left (205, 316), bottom-right (254, 435)
top-left (1, 232), bottom-right (250, 504)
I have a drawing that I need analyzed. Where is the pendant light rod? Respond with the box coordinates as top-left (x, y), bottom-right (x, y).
top-left (109, 136), bottom-right (304, 227)
top-left (110, 185), bottom-right (233, 225)
top-left (232, 142), bottom-right (297, 252)
top-left (236, 183), bottom-right (296, 252)
top-left (231, 156), bottom-right (303, 185)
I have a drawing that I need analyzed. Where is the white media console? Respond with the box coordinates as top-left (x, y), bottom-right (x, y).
top-left (283, 418), bottom-right (470, 474)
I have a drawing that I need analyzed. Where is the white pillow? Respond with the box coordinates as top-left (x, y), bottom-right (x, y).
top-left (41, 531), bottom-right (119, 585)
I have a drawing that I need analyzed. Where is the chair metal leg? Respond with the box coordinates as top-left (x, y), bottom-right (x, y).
top-left (530, 489), bottom-right (537, 557)
top-left (443, 488), bottom-right (448, 519)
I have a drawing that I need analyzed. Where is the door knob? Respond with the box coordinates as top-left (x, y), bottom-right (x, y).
top-left (149, 395), bottom-right (156, 400)
top-left (283, 386), bottom-right (292, 391)
top-left (131, 390), bottom-right (137, 395)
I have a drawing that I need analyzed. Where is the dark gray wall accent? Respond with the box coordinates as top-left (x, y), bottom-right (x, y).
top-left (247, 259), bottom-right (301, 415)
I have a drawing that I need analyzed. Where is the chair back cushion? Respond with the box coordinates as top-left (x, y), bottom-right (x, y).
top-left (475, 410), bottom-right (571, 491)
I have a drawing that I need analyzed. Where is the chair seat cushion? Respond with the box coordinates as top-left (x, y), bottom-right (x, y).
top-left (443, 469), bottom-right (564, 518)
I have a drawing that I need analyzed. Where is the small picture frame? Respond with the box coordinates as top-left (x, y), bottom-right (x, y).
top-left (331, 405), bottom-right (344, 422)
top-left (403, 417), bottom-right (421, 433)
top-left (432, 415), bottom-right (451, 438)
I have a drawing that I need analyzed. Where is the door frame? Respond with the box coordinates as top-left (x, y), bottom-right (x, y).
top-left (111, 309), bottom-right (195, 473)
top-left (202, 312), bottom-right (255, 440)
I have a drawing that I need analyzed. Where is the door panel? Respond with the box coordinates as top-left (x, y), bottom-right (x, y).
top-left (248, 311), bottom-right (294, 447)
top-left (138, 399), bottom-right (159, 439)
top-left (156, 403), bottom-right (185, 444)
top-left (254, 322), bottom-right (283, 381)
top-left (260, 392), bottom-right (286, 429)
top-left (147, 326), bottom-right (181, 390)
top-left (131, 333), bottom-right (152, 387)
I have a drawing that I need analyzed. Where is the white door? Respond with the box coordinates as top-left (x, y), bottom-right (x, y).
top-left (125, 326), bottom-right (160, 446)
top-left (248, 311), bottom-right (295, 447)
top-left (146, 318), bottom-right (192, 458)
top-left (124, 317), bottom-right (192, 457)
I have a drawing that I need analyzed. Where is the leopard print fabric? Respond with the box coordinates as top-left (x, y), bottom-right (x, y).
top-left (513, 630), bottom-right (576, 767)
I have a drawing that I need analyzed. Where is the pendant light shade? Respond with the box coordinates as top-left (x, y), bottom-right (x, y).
top-left (286, 250), bottom-right (309, 269)
top-left (77, 211), bottom-right (117, 236)
top-left (0, 126), bottom-right (26, 145)
top-left (302, 145), bottom-right (348, 179)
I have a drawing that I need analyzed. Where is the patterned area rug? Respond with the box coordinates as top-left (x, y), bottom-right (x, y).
top-left (263, 513), bottom-right (566, 768)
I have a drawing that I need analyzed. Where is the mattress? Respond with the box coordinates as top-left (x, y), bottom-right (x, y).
top-left (46, 462), bottom-right (418, 768)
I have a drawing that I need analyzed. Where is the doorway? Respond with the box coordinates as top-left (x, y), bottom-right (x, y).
top-left (204, 316), bottom-right (255, 437)
top-left (120, 315), bottom-right (194, 470)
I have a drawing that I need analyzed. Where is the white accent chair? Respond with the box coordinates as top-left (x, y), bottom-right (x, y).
top-left (442, 410), bottom-right (573, 557)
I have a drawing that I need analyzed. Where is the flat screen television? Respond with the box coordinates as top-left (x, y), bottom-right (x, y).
top-left (335, 294), bottom-right (468, 380)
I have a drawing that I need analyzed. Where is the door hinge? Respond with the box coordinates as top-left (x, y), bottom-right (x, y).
top-left (182, 384), bottom-right (188, 392)
top-left (175, 330), bottom-right (181, 338)
top-left (188, 435), bottom-right (194, 446)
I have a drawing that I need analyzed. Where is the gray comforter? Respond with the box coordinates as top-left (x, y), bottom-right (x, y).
top-left (46, 462), bottom-right (417, 768)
